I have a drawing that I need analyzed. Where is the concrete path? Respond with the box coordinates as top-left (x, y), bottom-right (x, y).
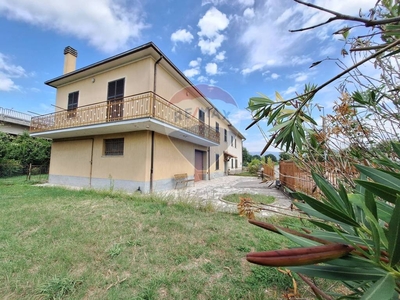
top-left (164, 175), bottom-right (294, 217)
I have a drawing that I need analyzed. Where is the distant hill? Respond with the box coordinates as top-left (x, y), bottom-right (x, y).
top-left (249, 151), bottom-right (281, 158)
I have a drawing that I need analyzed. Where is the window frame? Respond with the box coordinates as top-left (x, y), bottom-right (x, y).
top-left (224, 129), bottom-right (227, 142)
top-left (215, 153), bottom-right (220, 170)
top-left (104, 138), bottom-right (124, 156)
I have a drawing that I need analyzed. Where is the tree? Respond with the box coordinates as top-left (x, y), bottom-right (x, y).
top-left (244, 1), bottom-right (400, 298)
top-left (264, 153), bottom-right (277, 163)
top-left (242, 147), bottom-right (252, 166)
top-left (279, 152), bottom-right (291, 161)
top-left (0, 131), bottom-right (51, 166)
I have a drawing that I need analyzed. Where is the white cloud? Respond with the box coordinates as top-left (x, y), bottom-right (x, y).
top-left (237, 0), bottom-right (254, 7)
top-left (0, 0), bottom-right (147, 53)
top-left (205, 62), bottom-right (218, 75)
top-left (283, 83), bottom-right (302, 96)
top-left (241, 63), bottom-right (264, 75)
top-left (0, 53), bottom-right (27, 91)
top-left (243, 7), bottom-right (255, 19)
top-left (238, 0), bottom-right (375, 74)
top-left (215, 51), bottom-right (226, 61)
top-left (229, 109), bottom-right (252, 126)
top-left (288, 72), bottom-right (309, 82)
top-left (197, 7), bottom-right (229, 55)
top-left (184, 58), bottom-right (202, 78)
top-left (271, 73), bottom-right (280, 79)
top-left (197, 75), bottom-right (208, 83)
top-left (189, 58), bottom-right (202, 68)
top-left (183, 68), bottom-right (200, 78)
top-left (171, 29), bottom-right (194, 44)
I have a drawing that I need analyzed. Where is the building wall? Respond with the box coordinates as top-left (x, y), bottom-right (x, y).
top-left (152, 133), bottom-right (207, 191)
top-left (54, 57), bottom-right (153, 110)
top-left (49, 131), bottom-right (152, 192)
top-left (46, 49), bottom-right (244, 192)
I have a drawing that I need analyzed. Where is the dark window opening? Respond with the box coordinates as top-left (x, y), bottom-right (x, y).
top-left (224, 129), bottom-right (227, 142)
top-left (215, 122), bottom-right (219, 133)
top-left (67, 91), bottom-right (79, 118)
top-left (104, 138), bottom-right (124, 156)
top-left (216, 154), bottom-right (220, 170)
top-left (107, 78), bottom-right (125, 121)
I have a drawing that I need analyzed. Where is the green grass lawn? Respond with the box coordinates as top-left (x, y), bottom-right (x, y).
top-left (0, 177), bottom-right (316, 299)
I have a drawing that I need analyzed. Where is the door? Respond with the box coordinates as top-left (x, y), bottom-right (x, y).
top-left (198, 109), bottom-right (205, 136)
top-left (194, 150), bottom-right (204, 182)
top-left (107, 78), bottom-right (125, 121)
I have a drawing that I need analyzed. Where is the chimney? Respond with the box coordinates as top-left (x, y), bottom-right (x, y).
top-left (63, 46), bottom-right (78, 74)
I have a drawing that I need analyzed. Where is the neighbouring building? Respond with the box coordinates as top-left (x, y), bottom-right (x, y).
top-left (30, 42), bottom-right (244, 193)
top-left (0, 107), bottom-right (31, 135)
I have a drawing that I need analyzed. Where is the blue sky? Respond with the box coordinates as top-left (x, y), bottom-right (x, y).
top-left (0, 0), bottom-right (377, 153)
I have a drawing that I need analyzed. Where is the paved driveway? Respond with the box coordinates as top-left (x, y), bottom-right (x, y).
top-left (164, 175), bottom-right (293, 217)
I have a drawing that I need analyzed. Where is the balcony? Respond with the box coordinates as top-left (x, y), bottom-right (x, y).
top-left (30, 92), bottom-right (220, 146)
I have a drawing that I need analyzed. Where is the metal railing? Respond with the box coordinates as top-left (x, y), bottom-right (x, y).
top-left (30, 92), bottom-right (220, 144)
top-left (0, 107), bottom-right (32, 122)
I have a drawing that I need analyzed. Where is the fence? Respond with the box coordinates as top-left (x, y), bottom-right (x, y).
top-left (279, 160), bottom-right (316, 195)
top-left (0, 162), bottom-right (49, 181)
top-left (262, 164), bottom-right (275, 180)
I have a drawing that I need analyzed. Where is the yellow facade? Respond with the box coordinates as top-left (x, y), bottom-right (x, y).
top-left (33, 43), bottom-right (244, 192)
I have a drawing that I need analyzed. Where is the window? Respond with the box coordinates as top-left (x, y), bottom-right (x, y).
top-left (67, 91), bottom-right (79, 118)
top-left (235, 159), bottom-right (238, 169)
top-left (107, 78), bottom-right (125, 100)
top-left (231, 158), bottom-right (234, 169)
top-left (104, 138), bottom-right (124, 156)
top-left (107, 78), bottom-right (125, 121)
top-left (234, 138), bottom-right (237, 148)
top-left (231, 135), bottom-right (234, 146)
top-left (199, 110), bottom-right (205, 135)
top-left (224, 129), bottom-right (227, 142)
top-left (199, 110), bottom-right (205, 122)
top-left (68, 91), bottom-right (79, 110)
top-left (215, 122), bottom-right (219, 133)
top-left (215, 154), bottom-right (220, 170)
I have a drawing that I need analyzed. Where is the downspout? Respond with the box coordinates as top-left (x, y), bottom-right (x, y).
top-left (89, 138), bottom-right (94, 187)
top-left (150, 56), bottom-right (163, 192)
top-left (208, 107), bottom-right (215, 180)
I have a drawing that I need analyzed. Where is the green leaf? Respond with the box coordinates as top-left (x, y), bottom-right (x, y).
top-left (327, 255), bottom-right (378, 268)
top-left (361, 273), bottom-right (396, 300)
top-left (355, 164), bottom-right (400, 191)
top-left (295, 192), bottom-right (360, 227)
top-left (269, 120), bottom-right (292, 132)
top-left (376, 201), bottom-right (393, 224)
top-left (388, 196), bottom-right (400, 266)
top-left (312, 172), bottom-right (346, 213)
top-left (311, 230), bottom-right (374, 247)
top-left (392, 142), bottom-right (400, 158)
top-left (294, 201), bottom-right (355, 232)
top-left (367, 215), bottom-right (382, 263)
top-left (339, 184), bottom-right (355, 219)
top-left (365, 190), bottom-right (377, 219)
top-left (299, 112), bottom-right (318, 125)
top-left (308, 220), bottom-right (337, 232)
top-left (249, 96), bottom-right (274, 105)
top-left (289, 265), bottom-right (386, 281)
top-left (354, 180), bottom-right (397, 204)
top-left (277, 228), bottom-right (322, 248)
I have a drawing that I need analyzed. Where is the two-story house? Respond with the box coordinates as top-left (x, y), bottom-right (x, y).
top-left (30, 42), bottom-right (244, 193)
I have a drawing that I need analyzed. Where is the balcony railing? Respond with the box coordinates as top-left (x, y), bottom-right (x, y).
top-left (30, 92), bottom-right (220, 144)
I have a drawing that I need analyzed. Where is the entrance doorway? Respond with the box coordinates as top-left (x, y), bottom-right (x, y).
top-left (194, 150), bottom-right (205, 182)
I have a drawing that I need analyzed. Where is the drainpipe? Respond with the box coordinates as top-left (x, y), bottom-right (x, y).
top-left (89, 138), bottom-right (94, 187)
top-left (150, 56), bottom-right (163, 192)
top-left (208, 107), bottom-right (214, 180)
